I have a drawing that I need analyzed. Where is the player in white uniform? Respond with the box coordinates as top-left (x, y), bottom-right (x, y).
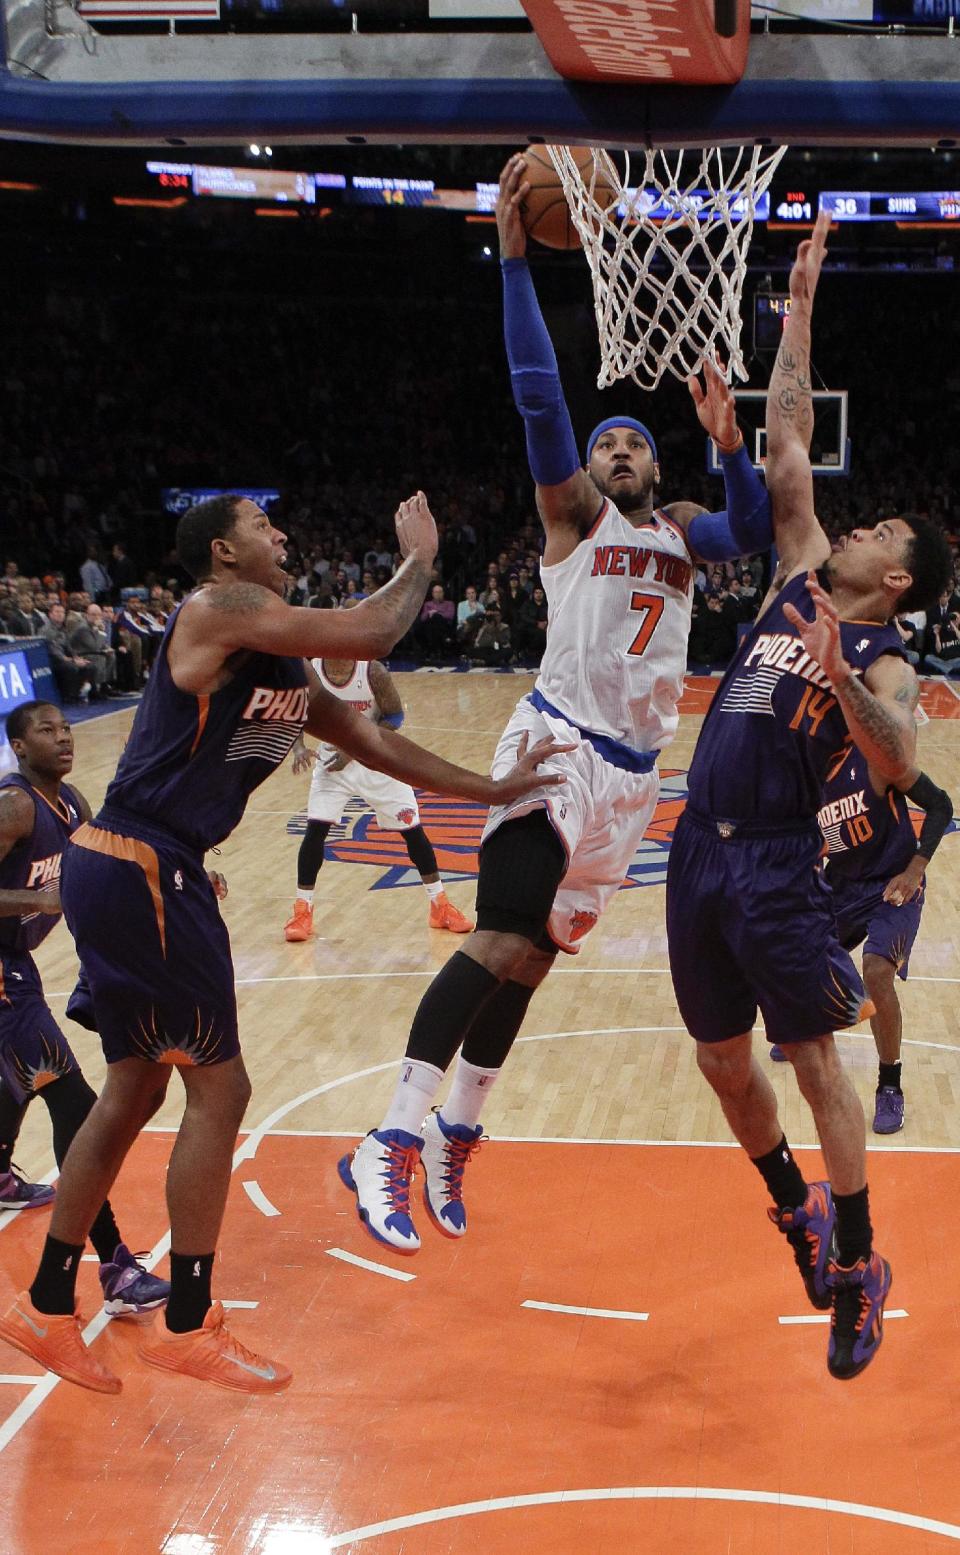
top-left (284, 645), bottom-right (474, 940)
top-left (338, 154), bottom-right (778, 1254)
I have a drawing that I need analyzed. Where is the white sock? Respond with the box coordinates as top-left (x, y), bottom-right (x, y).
top-left (440, 1056), bottom-right (501, 1131)
top-left (296, 889), bottom-right (314, 906)
top-left (423, 878), bottom-right (444, 901)
top-left (379, 1058), bottom-right (444, 1137)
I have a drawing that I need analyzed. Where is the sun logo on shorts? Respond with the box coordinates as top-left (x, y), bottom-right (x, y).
top-left (286, 769), bottom-right (691, 891)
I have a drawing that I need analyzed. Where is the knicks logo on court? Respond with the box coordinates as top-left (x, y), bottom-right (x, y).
top-left (286, 769), bottom-right (691, 890)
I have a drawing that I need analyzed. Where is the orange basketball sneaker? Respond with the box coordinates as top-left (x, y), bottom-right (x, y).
top-left (0, 1291), bottom-right (121, 1394)
top-left (283, 899), bottom-right (313, 942)
top-left (139, 1302), bottom-right (292, 1392)
top-left (428, 892), bottom-right (474, 934)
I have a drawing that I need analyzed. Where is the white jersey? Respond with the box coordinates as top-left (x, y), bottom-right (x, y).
top-left (534, 499), bottom-right (694, 753)
top-left (311, 658), bottom-right (376, 763)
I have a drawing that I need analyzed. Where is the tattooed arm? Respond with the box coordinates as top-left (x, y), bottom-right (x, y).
top-left (783, 573), bottom-right (918, 783)
top-left (762, 211), bottom-right (833, 590)
top-left (835, 655), bottom-right (919, 786)
top-left (168, 492), bottom-right (436, 694)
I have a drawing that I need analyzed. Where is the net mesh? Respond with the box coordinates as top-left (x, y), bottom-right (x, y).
top-left (546, 143), bottom-right (788, 391)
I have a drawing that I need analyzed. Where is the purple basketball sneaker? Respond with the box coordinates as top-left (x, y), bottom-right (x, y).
top-left (768, 1181), bottom-right (836, 1311)
top-left (827, 1250), bottom-right (892, 1379)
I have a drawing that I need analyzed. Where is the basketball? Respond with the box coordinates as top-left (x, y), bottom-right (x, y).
top-left (520, 144), bottom-right (616, 251)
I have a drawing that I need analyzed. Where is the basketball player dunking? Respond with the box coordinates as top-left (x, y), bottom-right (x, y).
top-left (665, 212), bottom-right (952, 1379)
top-left (338, 152), bottom-right (781, 1255)
top-left (0, 491), bottom-right (567, 1394)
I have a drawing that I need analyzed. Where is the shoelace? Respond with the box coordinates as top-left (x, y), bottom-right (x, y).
top-left (209, 1310), bottom-right (267, 1366)
top-left (830, 1261), bottom-right (872, 1336)
top-left (380, 1142), bottom-right (420, 1210)
top-left (440, 1134), bottom-right (484, 1201)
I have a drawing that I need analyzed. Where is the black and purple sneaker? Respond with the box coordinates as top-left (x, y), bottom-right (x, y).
top-left (99, 1244), bottom-right (170, 1316)
top-left (872, 1086), bottom-right (905, 1135)
top-left (827, 1251), bottom-right (893, 1380)
top-left (768, 1181), bottom-right (836, 1311)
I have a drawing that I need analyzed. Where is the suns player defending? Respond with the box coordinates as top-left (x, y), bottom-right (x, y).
top-left (0, 701), bottom-right (169, 1317)
top-left (812, 751), bottom-right (952, 1133)
top-left (0, 491), bottom-right (565, 1396)
top-left (338, 151), bottom-right (777, 1255)
top-left (284, 605), bottom-right (473, 941)
top-left (666, 213), bottom-right (952, 1379)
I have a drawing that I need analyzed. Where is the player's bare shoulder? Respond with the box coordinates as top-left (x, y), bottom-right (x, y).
top-left (866, 651), bottom-right (920, 709)
top-left (187, 581), bottom-right (276, 621)
top-left (0, 783), bottom-right (36, 845)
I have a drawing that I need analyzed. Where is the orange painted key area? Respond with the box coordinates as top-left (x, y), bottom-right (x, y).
top-left (1, 1133), bottom-right (959, 1554)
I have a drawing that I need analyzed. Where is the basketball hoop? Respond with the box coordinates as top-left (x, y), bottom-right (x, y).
top-left (547, 143), bottom-right (788, 392)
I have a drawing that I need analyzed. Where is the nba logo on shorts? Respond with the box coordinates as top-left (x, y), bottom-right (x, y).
top-left (568, 908), bottom-right (598, 942)
top-left (174, 870), bottom-right (184, 892)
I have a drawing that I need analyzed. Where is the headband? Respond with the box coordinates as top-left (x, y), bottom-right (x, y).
top-left (585, 417), bottom-right (658, 466)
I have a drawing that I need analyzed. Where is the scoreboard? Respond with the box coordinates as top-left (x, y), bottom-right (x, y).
top-left (774, 188), bottom-right (960, 224)
top-left (821, 191), bottom-right (960, 223)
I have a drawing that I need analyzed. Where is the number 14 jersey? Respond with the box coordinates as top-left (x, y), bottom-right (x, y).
top-left (535, 499), bottom-right (695, 755)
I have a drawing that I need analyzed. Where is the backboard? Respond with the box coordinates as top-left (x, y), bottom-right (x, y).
top-left (2, 2), bottom-right (960, 145)
top-left (706, 389), bottom-right (851, 477)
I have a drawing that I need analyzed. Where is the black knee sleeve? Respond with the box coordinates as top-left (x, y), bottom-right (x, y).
top-left (403, 824), bottom-right (439, 878)
top-left (475, 810), bottom-right (565, 943)
top-left (297, 820), bottom-right (331, 889)
top-left (40, 1071), bottom-right (98, 1170)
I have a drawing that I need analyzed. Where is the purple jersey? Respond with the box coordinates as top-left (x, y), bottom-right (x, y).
top-left (103, 601), bottom-right (310, 851)
top-left (820, 747), bottom-right (915, 886)
top-left (0, 774), bottom-right (82, 953)
top-left (686, 570), bottom-right (904, 822)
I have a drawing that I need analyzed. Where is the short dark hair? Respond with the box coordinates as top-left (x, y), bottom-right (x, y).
top-left (897, 514), bottom-right (953, 615)
top-left (7, 700), bottom-right (56, 743)
top-left (175, 495), bottom-right (245, 582)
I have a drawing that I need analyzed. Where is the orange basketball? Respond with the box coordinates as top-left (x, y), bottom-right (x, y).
top-left (520, 144), bottom-right (616, 251)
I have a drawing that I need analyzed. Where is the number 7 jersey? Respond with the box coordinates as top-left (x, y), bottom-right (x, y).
top-left (534, 499), bottom-right (695, 753)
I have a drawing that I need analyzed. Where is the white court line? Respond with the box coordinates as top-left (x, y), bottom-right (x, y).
top-left (325, 1247), bottom-right (416, 1283)
top-left (522, 1300), bottom-right (648, 1322)
top-left (0, 1376), bottom-right (43, 1386)
top-left (222, 1300), bottom-right (259, 1311)
top-left (144, 1125), bottom-right (960, 1153)
top-left (242, 1180), bottom-right (281, 1217)
top-left (779, 1309), bottom-right (909, 1326)
top-left (42, 966), bottom-right (960, 999)
top-left (326, 1485), bottom-right (960, 1547)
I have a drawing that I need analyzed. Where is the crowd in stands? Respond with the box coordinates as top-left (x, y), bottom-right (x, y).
top-left (2, 226), bottom-right (960, 690)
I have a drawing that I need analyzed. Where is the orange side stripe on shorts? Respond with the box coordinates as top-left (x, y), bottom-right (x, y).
top-left (190, 694), bottom-right (210, 758)
top-left (71, 822), bottom-right (166, 957)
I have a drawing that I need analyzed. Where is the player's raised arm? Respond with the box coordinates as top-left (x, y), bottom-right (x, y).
top-left (170, 493), bottom-right (437, 691)
top-left (764, 210), bottom-right (833, 577)
top-left (497, 154), bottom-right (598, 559)
top-left (783, 572), bottom-right (919, 784)
top-left (676, 354), bottom-right (774, 563)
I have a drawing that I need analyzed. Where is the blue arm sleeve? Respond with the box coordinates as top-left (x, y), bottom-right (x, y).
top-left (501, 257), bottom-right (581, 487)
top-left (687, 442), bottom-right (773, 562)
top-left (380, 711), bottom-right (404, 730)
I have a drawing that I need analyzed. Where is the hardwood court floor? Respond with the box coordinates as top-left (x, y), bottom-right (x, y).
top-left (2, 672), bottom-right (959, 1554)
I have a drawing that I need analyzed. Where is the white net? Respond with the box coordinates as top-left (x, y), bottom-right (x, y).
top-left (546, 143), bottom-right (788, 392)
